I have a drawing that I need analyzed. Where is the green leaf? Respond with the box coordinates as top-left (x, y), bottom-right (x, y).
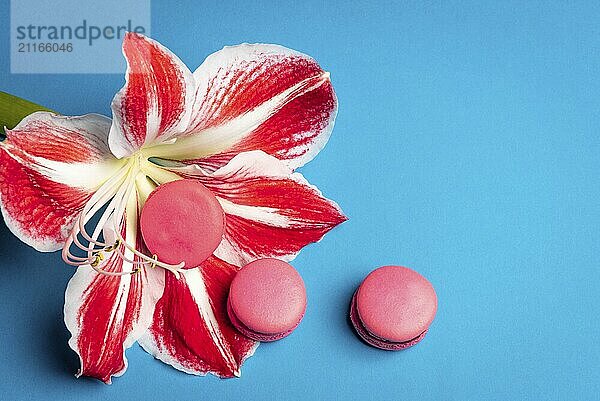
top-left (0, 91), bottom-right (55, 139)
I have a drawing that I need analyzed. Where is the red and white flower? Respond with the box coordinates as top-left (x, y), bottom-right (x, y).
top-left (0, 33), bottom-right (346, 383)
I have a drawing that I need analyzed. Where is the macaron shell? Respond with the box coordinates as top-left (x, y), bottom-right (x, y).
top-left (228, 258), bottom-right (306, 336)
top-left (350, 291), bottom-right (428, 350)
top-left (355, 266), bottom-right (437, 343)
top-left (140, 179), bottom-right (225, 268)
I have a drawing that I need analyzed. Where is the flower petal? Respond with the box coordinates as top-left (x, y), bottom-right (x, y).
top-left (152, 44), bottom-right (337, 170)
top-left (64, 210), bottom-right (165, 384)
top-left (170, 151), bottom-right (347, 266)
top-left (139, 256), bottom-right (257, 378)
top-left (109, 33), bottom-right (195, 158)
top-left (0, 112), bottom-right (120, 251)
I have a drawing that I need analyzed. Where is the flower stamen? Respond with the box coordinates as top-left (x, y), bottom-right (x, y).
top-left (61, 156), bottom-right (188, 278)
top-left (62, 167), bottom-right (132, 266)
top-left (104, 238), bottom-right (121, 252)
top-left (90, 251), bottom-right (104, 268)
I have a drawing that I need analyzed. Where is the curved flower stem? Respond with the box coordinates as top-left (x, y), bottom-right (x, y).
top-left (0, 91), bottom-right (54, 139)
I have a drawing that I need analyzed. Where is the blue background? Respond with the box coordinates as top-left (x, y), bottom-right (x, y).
top-left (1, 1), bottom-right (599, 400)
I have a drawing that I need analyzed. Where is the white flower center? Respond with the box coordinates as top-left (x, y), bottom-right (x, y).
top-left (61, 152), bottom-right (187, 277)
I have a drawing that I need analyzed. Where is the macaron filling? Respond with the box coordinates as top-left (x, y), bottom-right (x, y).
top-left (350, 291), bottom-right (427, 350)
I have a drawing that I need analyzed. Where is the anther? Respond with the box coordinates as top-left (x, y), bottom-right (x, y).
top-left (104, 239), bottom-right (121, 252)
top-left (90, 252), bottom-right (104, 268)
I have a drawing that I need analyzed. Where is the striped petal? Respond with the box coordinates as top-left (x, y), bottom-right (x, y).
top-left (0, 112), bottom-right (121, 252)
top-left (64, 206), bottom-right (165, 384)
top-left (168, 151), bottom-right (347, 266)
top-left (139, 256), bottom-right (257, 378)
top-left (109, 33), bottom-right (195, 158)
top-left (151, 44), bottom-right (337, 170)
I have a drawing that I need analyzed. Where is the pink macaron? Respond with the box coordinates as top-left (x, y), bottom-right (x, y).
top-left (350, 266), bottom-right (437, 350)
top-left (227, 258), bottom-right (307, 342)
top-left (140, 179), bottom-right (225, 268)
